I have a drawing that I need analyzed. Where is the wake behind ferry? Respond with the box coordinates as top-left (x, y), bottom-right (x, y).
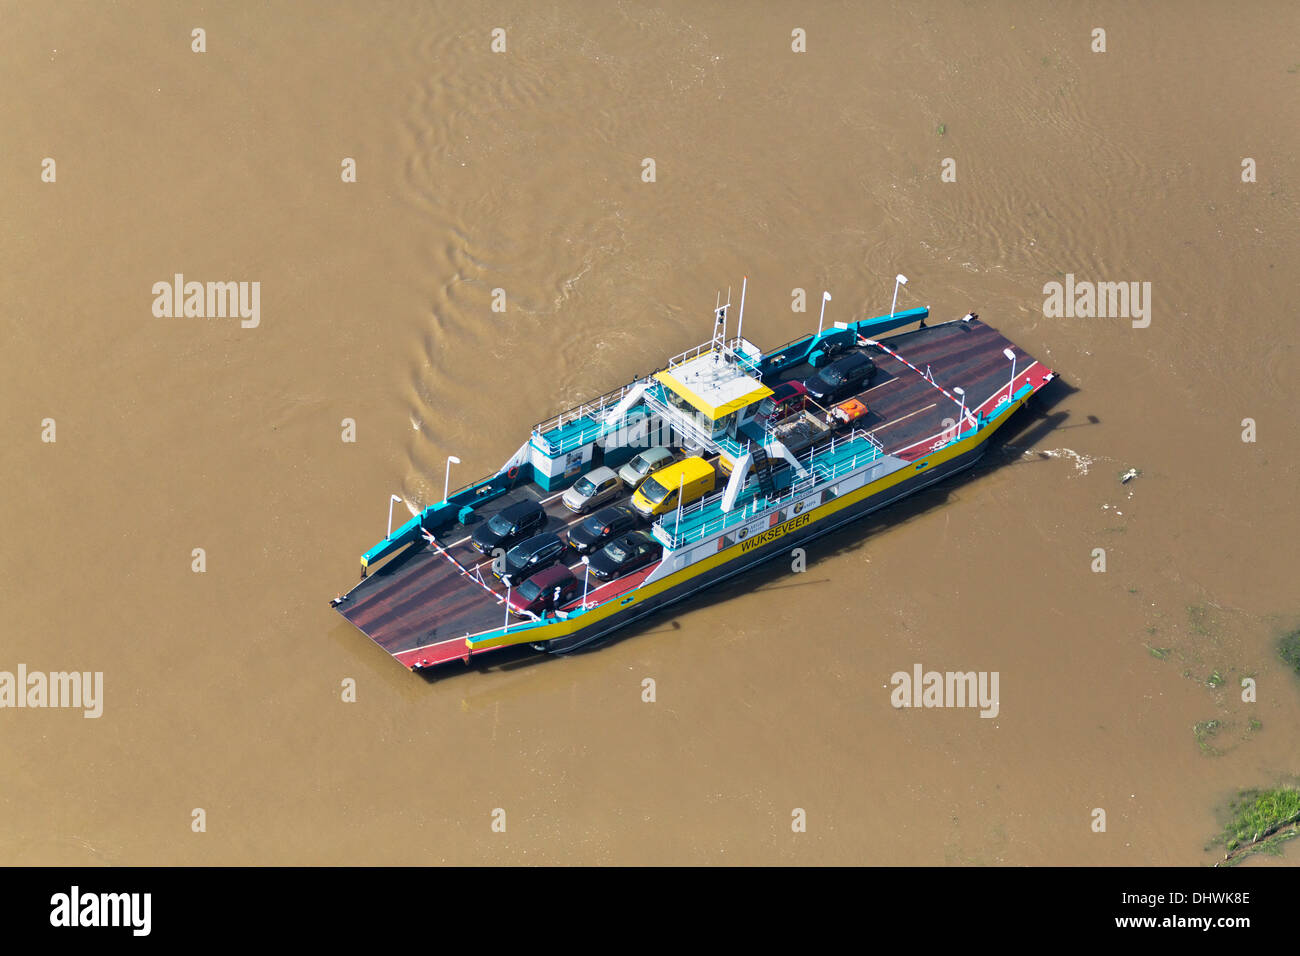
top-left (332, 278), bottom-right (1054, 671)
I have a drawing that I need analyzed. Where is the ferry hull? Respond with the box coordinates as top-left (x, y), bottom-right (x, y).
top-left (542, 437), bottom-right (991, 655)
top-left (468, 389), bottom-right (1031, 661)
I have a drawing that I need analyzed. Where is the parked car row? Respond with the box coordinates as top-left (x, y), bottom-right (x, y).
top-left (559, 446), bottom-right (692, 515)
top-left (492, 521), bottom-right (665, 613)
top-left (470, 454), bottom-right (719, 611)
top-left (501, 523), bottom-right (665, 617)
top-left (567, 504), bottom-right (640, 556)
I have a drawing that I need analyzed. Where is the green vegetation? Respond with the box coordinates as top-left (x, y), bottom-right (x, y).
top-left (1279, 629), bottom-right (1300, 675)
top-left (1144, 644), bottom-right (1170, 660)
top-left (1193, 719), bottom-right (1222, 754)
top-left (936, 123), bottom-right (946, 136)
top-left (1187, 604), bottom-right (1212, 637)
top-left (1212, 787), bottom-right (1300, 866)
top-left (1206, 669), bottom-right (1225, 689)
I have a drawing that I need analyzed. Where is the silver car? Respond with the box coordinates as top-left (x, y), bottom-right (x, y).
top-left (561, 466), bottom-right (624, 514)
top-left (616, 446), bottom-right (678, 489)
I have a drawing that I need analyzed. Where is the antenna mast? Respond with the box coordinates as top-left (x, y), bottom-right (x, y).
top-left (711, 287), bottom-right (730, 359)
top-left (736, 276), bottom-right (747, 346)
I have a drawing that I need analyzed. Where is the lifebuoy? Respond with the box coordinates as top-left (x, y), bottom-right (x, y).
top-left (507, 465), bottom-right (519, 480)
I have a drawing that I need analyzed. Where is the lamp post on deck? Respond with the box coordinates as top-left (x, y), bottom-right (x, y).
top-left (890, 274), bottom-right (908, 317)
top-left (1003, 348), bottom-right (1017, 405)
top-left (817, 291), bottom-right (831, 336)
top-left (674, 473), bottom-right (685, 542)
top-left (953, 387), bottom-right (965, 441)
top-left (386, 494), bottom-right (403, 539)
top-left (581, 555), bottom-right (591, 607)
top-left (443, 455), bottom-right (461, 503)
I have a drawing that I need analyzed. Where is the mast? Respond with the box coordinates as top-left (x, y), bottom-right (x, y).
top-left (712, 287), bottom-right (730, 360)
top-left (736, 275), bottom-right (747, 345)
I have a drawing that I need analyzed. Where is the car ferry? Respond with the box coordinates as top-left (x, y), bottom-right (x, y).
top-left (332, 279), bottom-right (1055, 672)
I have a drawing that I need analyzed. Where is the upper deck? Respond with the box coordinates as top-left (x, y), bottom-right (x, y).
top-left (653, 315), bottom-right (1050, 548)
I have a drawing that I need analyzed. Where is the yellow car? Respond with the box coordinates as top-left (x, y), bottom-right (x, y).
top-left (630, 457), bottom-right (716, 518)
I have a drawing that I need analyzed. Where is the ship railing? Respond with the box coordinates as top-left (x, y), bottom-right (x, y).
top-left (640, 381), bottom-right (754, 463)
top-left (713, 433), bottom-right (748, 461)
top-left (664, 336), bottom-right (763, 375)
top-left (655, 429), bottom-right (886, 549)
top-left (640, 382), bottom-right (723, 455)
top-left (531, 379), bottom-right (651, 456)
top-left (670, 426), bottom-right (879, 522)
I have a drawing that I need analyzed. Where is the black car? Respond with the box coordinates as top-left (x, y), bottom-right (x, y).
top-left (470, 499), bottom-right (547, 554)
top-left (497, 531), bottom-right (566, 586)
top-left (587, 530), bottom-right (662, 581)
top-left (803, 351), bottom-right (876, 404)
top-left (567, 505), bottom-right (640, 557)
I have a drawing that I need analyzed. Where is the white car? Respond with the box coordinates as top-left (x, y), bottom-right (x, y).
top-left (616, 446), bottom-right (678, 489)
top-left (561, 466), bottom-right (624, 514)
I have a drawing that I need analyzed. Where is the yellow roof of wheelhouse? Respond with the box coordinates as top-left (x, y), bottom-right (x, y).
top-left (653, 353), bottom-right (773, 420)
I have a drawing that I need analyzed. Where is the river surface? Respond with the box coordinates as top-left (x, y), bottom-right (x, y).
top-left (2, 0), bottom-right (1298, 864)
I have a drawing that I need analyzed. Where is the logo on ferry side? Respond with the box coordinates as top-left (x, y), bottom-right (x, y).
top-left (739, 513), bottom-right (811, 554)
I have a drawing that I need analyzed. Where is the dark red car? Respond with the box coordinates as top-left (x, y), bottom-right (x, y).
top-left (756, 380), bottom-right (810, 421)
top-left (506, 564), bottom-right (582, 617)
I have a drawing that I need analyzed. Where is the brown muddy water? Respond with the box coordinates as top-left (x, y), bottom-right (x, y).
top-left (2, 1), bottom-right (1298, 865)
